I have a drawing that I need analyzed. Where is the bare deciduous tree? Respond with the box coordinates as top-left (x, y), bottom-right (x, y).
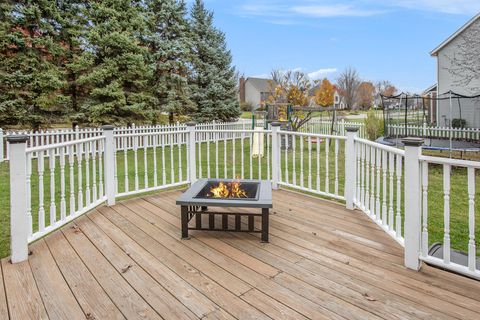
top-left (336, 67), bottom-right (360, 109)
top-left (445, 20), bottom-right (480, 93)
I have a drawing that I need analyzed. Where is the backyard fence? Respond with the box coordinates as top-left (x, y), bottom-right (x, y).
top-left (301, 118), bottom-right (366, 139)
top-left (5, 121), bottom-right (480, 281)
top-left (387, 123), bottom-right (480, 141)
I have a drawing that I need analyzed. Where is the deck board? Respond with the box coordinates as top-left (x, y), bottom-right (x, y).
top-left (1, 189), bottom-right (480, 319)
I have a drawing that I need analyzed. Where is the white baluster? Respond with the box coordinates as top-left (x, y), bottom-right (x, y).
top-left (59, 148), bottom-right (66, 221)
top-left (325, 138), bottom-right (329, 194)
top-left (443, 164), bottom-right (451, 264)
top-left (49, 149), bottom-right (56, 225)
top-left (38, 151), bottom-right (45, 231)
top-left (198, 138), bottom-right (202, 179)
top-left (421, 161), bottom-right (429, 258)
top-left (170, 133), bottom-right (174, 184)
top-left (467, 167), bottom-right (476, 272)
top-left (241, 132), bottom-right (244, 179)
top-left (91, 142), bottom-right (97, 202)
top-left (206, 133), bottom-right (210, 178)
top-left (98, 140), bottom-right (104, 198)
top-left (334, 139), bottom-right (339, 195)
top-left (300, 136), bottom-right (304, 187)
top-left (153, 135), bottom-right (158, 187)
top-left (134, 135), bottom-right (139, 190)
top-left (381, 150), bottom-right (387, 226)
top-left (249, 132), bottom-right (253, 179)
top-left (316, 137), bottom-right (320, 192)
top-left (224, 134), bottom-right (227, 179)
top-left (388, 153), bottom-right (394, 231)
top-left (77, 143), bottom-right (83, 211)
top-left (292, 135), bottom-right (296, 185)
top-left (215, 132), bottom-right (219, 178)
top-left (144, 135), bottom-right (149, 188)
top-left (26, 154), bottom-right (32, 236)
top-left (232, 135), bottom-right (236, 178)
top-left (370, 147), bottom-right (376, 218)
top-left (284, 134), bottom-right (289, 184)
top-left (308, 136), bottom-right (312, 190)
top-left (395, 154), bottom-right (402, 237)
top-left (85, 142), bottom-right (91, 206)
top-left (365, 145), bottom-right (370, 213)
top-left (161, 134), bottom-right (166, 185)
top-left (178, 133), bottom-right (182, 181)
top-left (69, 145), bottom-right (75, 215)
top-left (123, 136), bottom-right (129, 193)
top-left (375, 148), bottom-right (381, 221)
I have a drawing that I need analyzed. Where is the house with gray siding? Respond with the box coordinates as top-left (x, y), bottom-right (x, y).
top-left (239, 77), bottom-right (275, 109)
top-left (430, 13), bottom-right (480, 128)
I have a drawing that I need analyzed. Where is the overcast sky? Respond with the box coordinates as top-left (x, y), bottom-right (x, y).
top-left (193, 0), bottom-right (480, 93)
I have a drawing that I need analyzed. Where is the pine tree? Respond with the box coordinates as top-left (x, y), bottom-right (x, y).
top-left (146, 0), bottom-right (194, 124)
top-left (56, 0), bottom-right (89, 126)
top-left (78, 0), bottom-right (154, 125)
top-left (189, 0), bottom-right (240, 122)
top-left (0, 1), bottom-right (67, 130)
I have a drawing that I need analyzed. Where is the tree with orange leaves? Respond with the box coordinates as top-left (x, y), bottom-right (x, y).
top-left (314, 78), bottom-right (335, 107)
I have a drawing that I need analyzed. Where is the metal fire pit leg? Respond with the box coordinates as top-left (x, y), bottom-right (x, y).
top-left (181, 205), bottom-right (189, 239)
top-left (261, 208), bottom-right (269, 243)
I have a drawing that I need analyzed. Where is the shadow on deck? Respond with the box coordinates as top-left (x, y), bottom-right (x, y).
top-left (1, 189), bottom-right (479, 319)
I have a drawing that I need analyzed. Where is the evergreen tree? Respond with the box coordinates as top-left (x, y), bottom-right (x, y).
top-left (56, 0), bottom-right (89, 126)
top-left (78, 0), bottom-right (154, 125)
top-left (146, 0), bottom-right (194, 124)
top-left (0, 1), bottom-right (67, 130)
top-left (189, 0), bottom-right (240, 122)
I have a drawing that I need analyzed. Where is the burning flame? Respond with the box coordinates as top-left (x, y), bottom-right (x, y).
top-left (209, 180), bottom-right (248, 199)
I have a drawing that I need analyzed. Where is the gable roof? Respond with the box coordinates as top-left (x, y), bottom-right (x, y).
top-left (430, 12), bottom-right (480, 56)
top-left (423, 83), bottom-right (437, 95)
top-left (245, 77), bottom-right (275, 92)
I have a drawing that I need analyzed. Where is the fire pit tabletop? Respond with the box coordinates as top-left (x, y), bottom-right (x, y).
top-left (176, 179), bottom-right (272, 208)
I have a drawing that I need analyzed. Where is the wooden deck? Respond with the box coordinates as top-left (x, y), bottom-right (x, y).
top-left (1, 189), bottom-right (480, 320)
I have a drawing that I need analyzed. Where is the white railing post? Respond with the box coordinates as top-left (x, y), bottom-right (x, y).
top-left (102, 125), bottom-right (116, 206)
top-left (0, 128), bottom-right (4, 162)
top-left (271, 122), bottom-right (281, 190)
top-left (8, 135), bottom-right (29, 263)
top-left (345, 127), bottom-right (359, 210)
top-left (403, 137), bottom-right (423, 270)
top-left (186, 122), bottom-right (197, 184)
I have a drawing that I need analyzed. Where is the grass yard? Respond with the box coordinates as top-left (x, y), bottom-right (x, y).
top-left (0, 137), bottom-right (479, 259)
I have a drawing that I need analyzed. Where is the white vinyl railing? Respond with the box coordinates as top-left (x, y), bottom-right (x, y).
top-left (387, 123), bottom-right (480, 140)
top-left (418, 155), bottom-right (479, 280)
top-left (353, 137), bottom-right (405, 245)
top-left (6, 122), bottom-right (479, 282)
top-left (0, 120), bottom-right (249, 162)
top-left (278, 131), bottom-right (346, 200)
top-left (25, 136), bottom-right (107, 245)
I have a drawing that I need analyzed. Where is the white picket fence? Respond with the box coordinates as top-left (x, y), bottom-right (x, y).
top-left (388, 123), bottom-right (480, 140)
top-left (301, 118), bottom-right (366, 138)
top-left (0, 121), bottom-right (249, 161)
top-left (6, 122), bottom-right (479, 281)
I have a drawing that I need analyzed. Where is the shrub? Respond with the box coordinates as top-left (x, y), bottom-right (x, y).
top-left (364, 108), bottom-right (384, 141)
top-left (451, 118), bottom-right (466, 128)
top-left (240, 102), bottom-right (254, 112)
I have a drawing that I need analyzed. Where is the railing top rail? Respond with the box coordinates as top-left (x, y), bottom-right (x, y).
top-left (419, 155), bottom-right (480, 168)
top-left (354, 137), bottom-right (405, 155)
top-left (26, 136), bottom-right (105, 153)
top-left (281, 131), bottom-right (347, 140)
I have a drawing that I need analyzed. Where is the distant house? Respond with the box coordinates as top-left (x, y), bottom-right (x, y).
top-left (429, 12), bottom-right (480, 127)
top-left (239, 77), bottom-right (275, 110)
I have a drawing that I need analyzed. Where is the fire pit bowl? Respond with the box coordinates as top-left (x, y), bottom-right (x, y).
top-left (176, 179), bottom-right (272, 242)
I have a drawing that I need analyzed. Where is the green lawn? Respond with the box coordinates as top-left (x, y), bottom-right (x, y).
top-left (0, 137), bottom-right (478, 259)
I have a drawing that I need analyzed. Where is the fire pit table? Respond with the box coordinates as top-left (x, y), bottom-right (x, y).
top-left (176, 179), bottom-right (272, 242)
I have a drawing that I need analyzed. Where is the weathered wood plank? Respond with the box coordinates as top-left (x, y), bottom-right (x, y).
top-left (1, 258), bottom-right (48, 320)
top-left (61, 221), bottom-right (162, 320)
top-left (0, 258), bottom-right (9, 320)
top-left (86, 210), bottom-right (220, 318)
top-left (45, 232), bottom-right (125, 320)
top-left (28, 240), bottom-right (85, 320)
top-left (99, 205), bottom-right (269, 320)
top-left (74, 216), bottom-right (198, 320)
